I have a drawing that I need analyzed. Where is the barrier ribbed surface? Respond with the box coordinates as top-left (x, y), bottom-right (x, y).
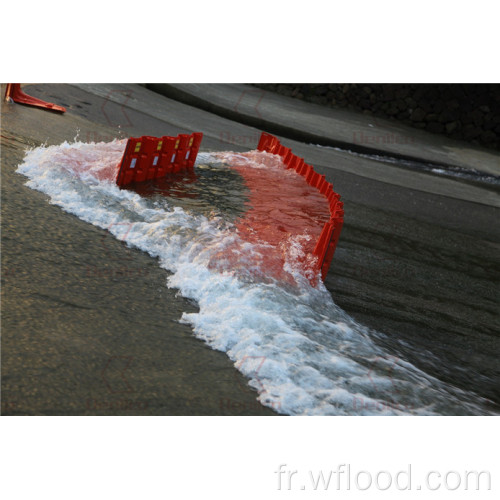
top-left (256, 132), bottom-right (344, 280)
top-left (115, 130), bottom-right (342, 281)
top-left (116, 132), bottom-right (203, 187)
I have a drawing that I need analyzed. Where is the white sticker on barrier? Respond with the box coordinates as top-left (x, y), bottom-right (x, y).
top-left (130, 158), bottom-right (137, 169)
top-left (153, 156), bottom-right (159, 166)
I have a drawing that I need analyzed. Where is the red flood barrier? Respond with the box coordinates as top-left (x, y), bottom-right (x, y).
top-left (115, 129), bottom-right (341, 281)
top-left (115, 132), bottom-right (203, 187)
top-left (257, 132), bottom-right (344, 280)
top-left (4, 83), bottom-right (66, 113)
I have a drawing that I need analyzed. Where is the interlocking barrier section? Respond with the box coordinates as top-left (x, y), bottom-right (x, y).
top-left (256, 132), bottom-right (344, 280)
top-left (115, 130), bottom-right (342, 280)
top-left (4, 83), bottom-right (66, 113)
top-left (116, 132), bottom-right (203, 187)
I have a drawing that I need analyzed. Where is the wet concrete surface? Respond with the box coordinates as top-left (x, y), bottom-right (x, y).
top-left (147, 83), bottom-right (500, 176)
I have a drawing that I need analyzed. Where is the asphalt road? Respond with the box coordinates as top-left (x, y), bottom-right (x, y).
top-left (2, 83), bottom-right (499, 414)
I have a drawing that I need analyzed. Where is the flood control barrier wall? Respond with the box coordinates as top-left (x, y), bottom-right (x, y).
top-left (257, 132), bottom-right (344, 280)
top-left (116, 132), bottom-right (203, 187)
top-left (115, 130), bottom-right (342, 280)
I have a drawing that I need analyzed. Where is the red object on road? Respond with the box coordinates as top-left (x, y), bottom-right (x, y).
top-left (256, 132), bottom-right (344, 280)
top-left (4, 84), bottom-right (66, 113)
top-left (115, 130), bottom-right (341, 281)
top-left (115, 132), bottom-right (203, 187)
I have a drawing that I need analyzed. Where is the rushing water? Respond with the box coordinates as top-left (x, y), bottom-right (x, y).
top-left (15, 139), bottom-right (495, 415)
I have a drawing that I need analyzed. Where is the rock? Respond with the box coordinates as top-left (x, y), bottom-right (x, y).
top-left (480, 130), bottom-right (497, 143)
top-left (383, 86), bottom-right (395, 100)
top-left (314, 96), bottom-right (328, 105)
top-left (425, 87), bottom-right (440, 101)
top-left (482, 116), bottom-right (496, 130)
top-left (450, 85), bottom-right (466, 99)
top-left (446, 121), bottom-right (459, 134)
top-left (411, 108), bottom-right (427, 122)
top-left (439, 109), bottom-right (458, 123)
top-left (413, 87), bottom-right (425, 101)
top-left (461, 113), bottom-right (473, 125)
top-left (405, 97), bottom-right (417, 107)
top-left (395, 88), bottom-right (410, 99)
top-left (462, 124), bottom-right (481, 139)
top-left (427, 122), bottom-right (444, 134)
top-left (471, 109), bottom-right (484, 126)
top-left (433, 100), bottom-right (445, 114)
top-left (419, 100), bottom-right (434, 113)
top-left (396, 99), bottom-right (407, 111)
top-left (479, 105), bottom-right (491, 113)
top-left (387, 104), bottom-right (399, 115)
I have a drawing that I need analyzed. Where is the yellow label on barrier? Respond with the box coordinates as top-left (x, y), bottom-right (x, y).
top-left (157, 141), bottom-right (163, 151)
top-left (175, 140), bottom-right (180, 149)
top-left (189, 138), bottom-right (193, 146)
top-left (134, 142), bottom-right (141, 153)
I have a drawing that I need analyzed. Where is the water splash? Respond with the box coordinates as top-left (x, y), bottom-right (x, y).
top-left (16, 140), bottom-right (494, 415)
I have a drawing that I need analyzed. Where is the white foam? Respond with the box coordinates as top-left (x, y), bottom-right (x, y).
top-left (16, 140), bottom-right (493, 415)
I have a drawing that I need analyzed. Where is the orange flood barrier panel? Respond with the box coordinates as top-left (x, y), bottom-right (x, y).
top-left (116, 132), bottom-right (203, 187)
top-left (4, 84), bottom-right (66, 113)
top-left (257, 132), bottom-right (344, 280)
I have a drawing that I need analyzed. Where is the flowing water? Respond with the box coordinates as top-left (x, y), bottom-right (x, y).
top-left (13, 139), bottom-right (496, 415)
